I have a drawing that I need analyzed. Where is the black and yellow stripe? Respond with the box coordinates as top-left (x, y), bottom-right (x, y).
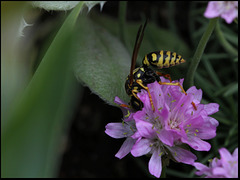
top-left (142, 50), bottom-right (186, 69)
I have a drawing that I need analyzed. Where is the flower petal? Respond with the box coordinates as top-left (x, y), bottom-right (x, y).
top-left (166, 146), bottom-right (197, 164)
top-left (212, 167), bottom-right (228, 177)
top-left (182, 136), bottom-right (211, 151)
top-left (148, 82), bottom-right (165, 110)
top-left (156, 128), bottom-right (174, 147)
top-left (219, 147), bottom-right (233, 161)
top-left (114, 96), bottom-right (135, 121)
top-left (114, 96), bottom-right (127, 105)
top-left (198, 121), bottom-right (217, 140)
top-left (131, 138), bottom-right (151, 157)
top-left (157, 103), bottom-right (169, 124)
top-left (206, 117), bottom-right (219, 127)
top-left (115, 137), bottom-right (136, 159)
top-left (148, 148), bottom-right (162, 178)
top-left (233, 147), bottom-right (238, 159)
top-left (204, 1), bottom-right (238, 24)
top-left (137, 90), bottom-right (152, 112)
top-left (203, 103), bottom-right (219, 115)
top-left (193, 162), bottom-right (210, 176)
top-left (186, 86), bottom-right (202, 103)
top-left (131, 130), bottom-right (141, 139)
top-left (221, 7), bottom-right (238, 24)
top-left (218, 147), bottom-right (238, 178)
top-left (204, 1), bottom-right (221, 18)
top-left (133, 109), bottom-right (149, 122)
top-left (171, 91), bottom-right (194, 114)
top-left (105, 122), bottom-right (132, 138)
top-left (135, 119), bottom-right (155, 138)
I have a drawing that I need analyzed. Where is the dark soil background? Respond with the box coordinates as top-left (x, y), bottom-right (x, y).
top-left (56, 1), bottom-right (205, 178)
top-left (58, 86), bottom-right (149, 178)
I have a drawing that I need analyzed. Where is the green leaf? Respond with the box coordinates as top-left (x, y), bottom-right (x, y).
top-left (202, 56), bottom-right (223, 88)
top-left (1, 2), bottom-right (29, 122)
top-left (32, 1), bottom-right (106, 12)
top-left (73, 16), bottom-right (131, 105)
top-left (213, 82), bottom-right (238, 97)
top-left (223, 82), bottom-right (238, 97)
top-left (32, 1), bottom-right (80, 11)
top-left (2, 2), bottom-right (84, 178)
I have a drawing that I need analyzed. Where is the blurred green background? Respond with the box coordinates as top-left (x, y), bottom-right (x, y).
top-left (1, 1), bottom-right (238, 178)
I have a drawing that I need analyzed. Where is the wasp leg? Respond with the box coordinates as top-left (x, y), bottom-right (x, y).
top-left (129, 89), bottom-right (144, 110)
top-left (135, 80), bottom-right (155, 112)
top-left (120, 89), bottom-right (143, 110)
top-left (156, 71), bottom-right (172, 82)
top-left (158, 81), bottom-right (197, 110)
top-left (159, 81), bottom-right (187, 94)
top-left (131, 89), bottom-right (141, 100)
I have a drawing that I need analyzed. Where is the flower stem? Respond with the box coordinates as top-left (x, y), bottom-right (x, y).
top-left (215, 21), bottom-right (238, 57)
top-left (184, 17), bottom-right (218, 89)
top-left (160, 165), bottom-right (166, 178)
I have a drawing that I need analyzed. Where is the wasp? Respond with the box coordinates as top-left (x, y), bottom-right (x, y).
top-left (122, 19), bottom-right (197, 112)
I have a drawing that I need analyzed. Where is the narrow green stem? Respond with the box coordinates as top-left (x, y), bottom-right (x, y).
top-left (215, 21), bottom-right (238, 56)
top-left (184, 18), bottom-right (218, 89)
top-left (160, 165), bottom-right (166, 178)
top-left (118, 1), bottom-right (127, 46)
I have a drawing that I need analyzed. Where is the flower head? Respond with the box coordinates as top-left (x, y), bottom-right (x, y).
top-left (105, 78), bottom-right (219, 178)
top-left (134, 79), bottom-right (219, 151)
top-left (193, 147), bottom-right (238, 178)
top-left (204, 1), bottom-right (238, 24)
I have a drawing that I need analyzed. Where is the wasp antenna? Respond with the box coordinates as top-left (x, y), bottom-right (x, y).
top-left (129, 24), bottom-right (142, 85)
top-left (129, 19), bottom-right (148, 85)
top-left (135, 18), bottom-right (148, 61)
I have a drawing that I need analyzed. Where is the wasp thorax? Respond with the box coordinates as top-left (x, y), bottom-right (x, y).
top-left (125, 66), bottom-right (160, 98)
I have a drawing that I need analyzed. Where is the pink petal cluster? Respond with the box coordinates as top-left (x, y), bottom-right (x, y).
top-left (193, 147), bottom-right (238, 178)
top-left (105, 78), bottom-right (219, 178)
top-left (204, 1), bottom-right (238, 24)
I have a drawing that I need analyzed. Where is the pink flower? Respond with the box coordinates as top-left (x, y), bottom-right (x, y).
top-left (105, 78), bottom-right (219, 178)
top-left (204, 1), bottom-right (238, 24)
top-left (130, 136), bottom-right (197, 178)
top-left (135, 79), bottom-right (219, 151)
top-left (105, 97), bottom-right (137, 159)
top-left (193, 147), bottom-right (238, 178)
top-left (130, 79), bottom-right (218, 177)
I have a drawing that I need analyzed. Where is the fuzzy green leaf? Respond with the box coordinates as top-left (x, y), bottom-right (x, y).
top-left (31, 1), bottom-right (106, 12)
top-left (32, 1), bottom-right (80, 11)
top-left (73, 16), bottom-right (131, 105)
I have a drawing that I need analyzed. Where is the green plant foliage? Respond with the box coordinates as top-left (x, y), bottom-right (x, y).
top-left (2, 2), bottom-right (84, 177)
top-left (1, 2), bottom-right (29, 122)
top-left (73, 16), bottom-right (131, 105)
top-left (32, 1), bottom-right (80, 11)
top-left (1, 1), bottom-right (238, 178)
top-left (90, 12), bottom-right (191, 63)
